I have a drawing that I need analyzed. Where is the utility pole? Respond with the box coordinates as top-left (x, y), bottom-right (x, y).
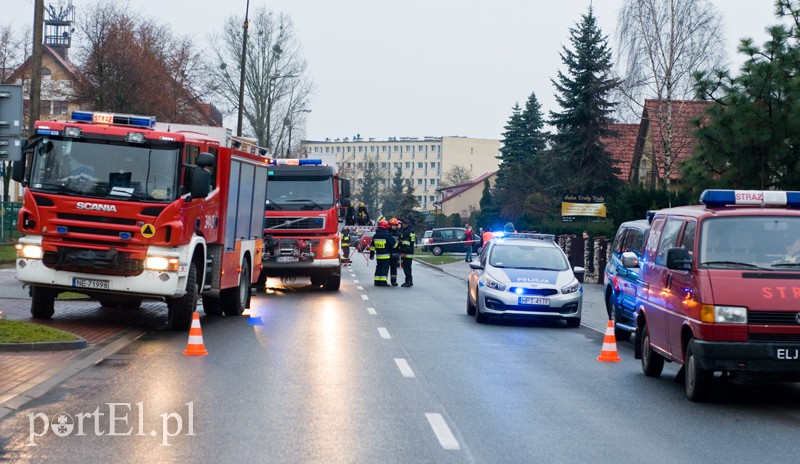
top-left (236, 0), bottom-right (250, 137)
top-left (28, 0), bottom-right (44, 135)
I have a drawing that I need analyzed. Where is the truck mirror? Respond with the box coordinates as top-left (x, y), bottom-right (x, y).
top-left (196, 152), bottom-right (215, 168)
top-left (11, 159), bottom-right (25, 183)
top-left (341, 178), bottom-right (351, 198)
top-left (190, 166), bottom-right (211, 199)
top-left (621, 251), bottom-right (639, 268)
top-left (666, 247), bottom-right (692, 271)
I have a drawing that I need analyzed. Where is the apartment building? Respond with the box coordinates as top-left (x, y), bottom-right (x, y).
top-left (303, 136), bottom-right (501, 211)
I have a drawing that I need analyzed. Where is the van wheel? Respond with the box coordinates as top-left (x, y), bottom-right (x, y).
top-left (640, 322), bottom-right (665, 377)
top-left (432, 245), bottom-right (443, 256)
top-left (167, 263), bottom-right (198, 331)
top-left (685, 338), bottom-right (713, 402)
top-left (31, 286), bottom-right (56, 319)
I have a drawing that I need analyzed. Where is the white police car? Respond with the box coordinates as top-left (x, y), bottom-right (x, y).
top-left (466, 233), bottom-right (584, 326)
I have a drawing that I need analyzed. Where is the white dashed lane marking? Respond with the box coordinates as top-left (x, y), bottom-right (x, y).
top-left (425, 413), bottom-right (460, 450)
top-left (357, 286), bottom-right (364, 290)
top-left (394, 358), bottom-right (415, 378)
top-left (367, 307), bottom-right (377, 315)
top-left (378, 327), bottom-right (391, 339)
top-left (361, 295), bottom-right (369, 301)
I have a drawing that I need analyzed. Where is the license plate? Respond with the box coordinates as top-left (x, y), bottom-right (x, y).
top-left (776, 348), bottom-right (800, 360)
top-left (518, 297), bottom-right (549, 306)
top-left (72, 278), bottom-right (110, 290)
top-left (277, 256), bottom-right (299, 263)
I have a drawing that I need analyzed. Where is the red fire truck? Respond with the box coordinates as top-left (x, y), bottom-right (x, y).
top-left (12, 110), bottom-right (268, 330)
top-left (258, 158), bottom-right (351, 291)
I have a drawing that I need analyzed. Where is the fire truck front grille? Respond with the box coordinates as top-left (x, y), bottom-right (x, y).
top-left (43, 247), bottom-right (144, 274)
top-left (265, 217), bottom-right (326, 230)
top-left (57, 213), bottom-right (137, 225)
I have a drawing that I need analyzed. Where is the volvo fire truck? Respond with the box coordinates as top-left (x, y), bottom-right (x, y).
top-left (258, 158), bottom-right (351, 291)
top-left (13, 111), bottom-right (268, 330)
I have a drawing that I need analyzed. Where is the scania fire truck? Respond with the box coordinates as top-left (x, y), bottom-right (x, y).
top-left (258, 158), bottom-right (350, 291)
top-left (13, 111), bottom-right (268, 330)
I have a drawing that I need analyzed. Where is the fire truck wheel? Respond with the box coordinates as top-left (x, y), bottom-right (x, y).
top-left (31, 286), bottom-right (56, 319)
top-left (202, 295), bottom-right (222, 316)
top-left (167, 263), bottom-right (198, 331)
top-left (222, 260), bottom-right (249, 316)
top-left (256, 269), bottom-right (268, 293)
top-left (323, 270), bottom-right (341, 291)
top-left (310, 274), bottom-right (324, 286)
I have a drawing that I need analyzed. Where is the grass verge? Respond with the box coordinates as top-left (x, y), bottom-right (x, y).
top-left (415, 255), bottom-right (464, 266)
top-left (0, 319), bottom-right (79, 343)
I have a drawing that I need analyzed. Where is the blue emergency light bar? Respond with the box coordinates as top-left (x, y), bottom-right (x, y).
top-left (269, 159), bottom-right (323, 166)
top-left (496, 233), bottom-right (556, 242)
top-left (71, 111), bottom-right (157, 129)
top-left (700, 189), bottom-right (800, 207)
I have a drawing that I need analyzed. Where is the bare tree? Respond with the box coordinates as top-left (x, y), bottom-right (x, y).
top-left (208, 8), bottom-right (313, 154)
top-left (616, 0), bottom-right (724, 186)
top-left (72, 2), bottom-right (207, 124)
top-left (442, 165), bottom-right (473, 187)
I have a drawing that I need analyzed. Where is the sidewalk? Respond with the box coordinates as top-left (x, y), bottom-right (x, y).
top-left (0, 269), bottom-right (164, 419)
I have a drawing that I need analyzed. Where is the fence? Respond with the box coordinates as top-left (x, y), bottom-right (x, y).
top-left (558, 234), bottom-right (609, 284)
top-left (0, 202), bottom-right (22, 244)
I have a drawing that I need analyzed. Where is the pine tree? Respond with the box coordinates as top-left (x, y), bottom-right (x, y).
top-left (357, 156), bottom-right (385, 221)
top-left (396, 182), bottom-right (423, 232)
top-left (381, 169), bottom-right (405, 217)
top-left (475, 178), bottom-right (500, 231)
top-left (547, 6), bottom-right (621, 199)
top-left (685, 2), bottom-right (800, 192)
top-left (495, 92), bottom-right (548, 221)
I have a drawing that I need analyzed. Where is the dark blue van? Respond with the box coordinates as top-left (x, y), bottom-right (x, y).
top-left (603, 219), bottom-right (649, 341)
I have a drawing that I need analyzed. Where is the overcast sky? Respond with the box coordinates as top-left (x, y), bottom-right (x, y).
top-left (10, 1), bottom-right (782, 142)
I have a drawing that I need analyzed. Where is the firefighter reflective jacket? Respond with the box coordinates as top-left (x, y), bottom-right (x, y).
top-left (370, 228), bottom-right (396, 259)
top-left (399, 228), bottom-right (415, 256)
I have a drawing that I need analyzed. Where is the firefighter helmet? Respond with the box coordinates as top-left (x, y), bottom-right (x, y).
top-left (388, 218), bottom-right (399, 226)
top-left (378, 220), bottom-right (389, 229)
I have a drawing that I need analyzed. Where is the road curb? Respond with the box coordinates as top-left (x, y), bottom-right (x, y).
top-left (413, 258), bottom-right (468, 282)
top-left (0, 337), bottom-right (88, 352)
top-left (0, 328), bottom-right (149, 421)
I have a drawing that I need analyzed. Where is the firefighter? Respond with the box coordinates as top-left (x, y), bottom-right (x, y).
top-left (356, 202), bottom-right (370, 226)
top-left (369, 220), bottom-right (395, 286)
top-left (388, 218), bottom-right (402, 286)
top-left (398, 219), bottom-right (416, 287)
top-left (340, 227), bottom-right (351, 265)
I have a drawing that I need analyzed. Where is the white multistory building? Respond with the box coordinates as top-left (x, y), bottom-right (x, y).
top-left (302, 135), bottom-right (501, 212)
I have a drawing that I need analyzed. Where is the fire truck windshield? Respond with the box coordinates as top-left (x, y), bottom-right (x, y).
top-left (28, 138), bottom-right (179, 201)
top-left (265, 175), bottom-right (334, 210)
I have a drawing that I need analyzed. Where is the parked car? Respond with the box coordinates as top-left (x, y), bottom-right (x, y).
top-left (420, 227), bottom-right (468, 256)
top-left (603, 219), bottom-right (649, 342)
top-left (355, 230), bottom-right (376, 252)
top-left (467, 233), bottom-right (584, 326)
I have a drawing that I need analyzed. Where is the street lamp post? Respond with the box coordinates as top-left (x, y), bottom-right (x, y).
top-left (236, 0), bottom-right (250, 137)
top-left (265, 72), bottom-right (298, 154)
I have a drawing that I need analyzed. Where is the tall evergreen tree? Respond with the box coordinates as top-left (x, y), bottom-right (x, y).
top-left (356, 156), bottom-right (385, 221)
top-left (396, 182), bottom-right (424, 233)
top-left (685, 1), bottom-right (800, 193)
top-left (381, 169), bottom-right (405, 217)
top-left (546, 7), bottom-right (621, 199)
top-left (475, 178), bottom-right (500, 231)
top-left (495, 92), bottom-right (548, 221)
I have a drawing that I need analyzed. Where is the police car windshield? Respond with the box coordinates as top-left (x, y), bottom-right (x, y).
top-left (700, 216), bottom-right (800, 268)
top-left (28, 138), bottom-right (179, 202)
top-left (489, 244), bottom-right (568, 271)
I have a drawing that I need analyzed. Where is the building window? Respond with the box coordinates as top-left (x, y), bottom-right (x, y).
top-left (405, 162), bottom-right (411, 169)
top-left (382, 146), bottom-right (387, 152)
top-left (406, 145), bottom-right (411, 151)
top-left (431, 145), bottom-right (437, 151)
top-left (417, 179), bottom-right (423, 185)
top-left (394, 145), bottom-right (399, 152)
top-left (346, 146), bottom-right (351, 152)
top-left (430, 162), bottom-right (436, 168)
top-left (417, 162), bottom-right (423, 168)
top-left (429, 195), bottom-right (435, 202)
top-left (370, 146), bottom-right (375, 152)
top-left (358, 146), bottom-right (363, 152)
top-left (325, 147), bottom-right (330, 153)
top-left (418, 145), bottom-right (424, 151)
top-left (381, 162), bottom-right (387, 168)
top-left (430, 179), bottom-right (436, 185)
top-left (416, 196), bottom-right (422, 202)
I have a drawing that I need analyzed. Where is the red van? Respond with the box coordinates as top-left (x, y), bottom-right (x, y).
top-left (635, 189), bottom-right (800, 401)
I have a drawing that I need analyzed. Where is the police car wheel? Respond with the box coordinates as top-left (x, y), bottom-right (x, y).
top-left (466, 293), bottom-right (476, 316)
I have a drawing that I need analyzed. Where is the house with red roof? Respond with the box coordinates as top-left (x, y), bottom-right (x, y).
top-left (603, 99), bottom-right (711, 189)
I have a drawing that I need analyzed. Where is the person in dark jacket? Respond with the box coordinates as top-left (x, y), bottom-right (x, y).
top-left (369, 220), bottom-right (395, 286)
top-left (388, 218), bottom-right (402, 286)
top-left (340, 228), bottom-right (351, 265)
top-left (398, 220), bottom-right (416, 287)
top-left (356, 203), bottom-right (371, 226)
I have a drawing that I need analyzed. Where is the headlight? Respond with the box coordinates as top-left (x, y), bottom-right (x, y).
top-left (481, 274), bottom-right (506, 291)
top-left (561, 278), bottom-right (580, 294)
top-left (701, 305), bottom-right (747, 324)
top-left (145, 256), bottom-right (180, 271)
top-left (16, 244), bottom-right (43, 259)
top-left (322, 238), bottom-right (336, 258)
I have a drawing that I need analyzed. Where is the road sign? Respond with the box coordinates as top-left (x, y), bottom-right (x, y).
top-left (0, 85), bottom-right (23, 137)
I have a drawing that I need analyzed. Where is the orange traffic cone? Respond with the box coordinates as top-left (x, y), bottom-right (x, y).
top-left (183, 312), bottom-right (208, 356)
top-left (597, 320), bottom-right (621, 362)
